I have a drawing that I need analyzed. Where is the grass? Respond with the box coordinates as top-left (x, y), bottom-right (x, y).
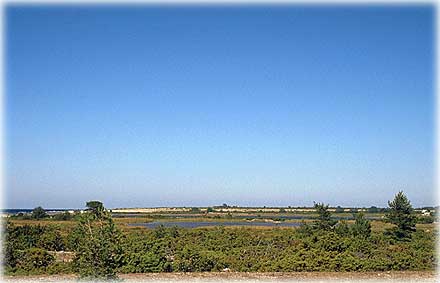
top-left (6, 213), bottom-right (436, 234)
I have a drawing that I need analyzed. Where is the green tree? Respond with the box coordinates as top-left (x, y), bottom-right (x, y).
top-left (368, 206), bottom-right (379, 213)
top-left (313, 202), bottom-right (337, 230)
top-left (385, 191), bottom-right (417, 239)
top-left (53, 211), bottom-right (73, 221)
top-left (31, 207), bottom-right (48, 219)
top-left (334, 220), bottom-right (350, 236)
top-left (70, 201), bottom-right (124, 280)
top-left (351, 212), bottom-right (371, 238)
top-left (85, 201), bottom-right (105, 217)
top-left (335, 206), bottom-right (344, 213)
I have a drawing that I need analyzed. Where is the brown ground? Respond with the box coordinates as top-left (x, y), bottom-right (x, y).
top-left (3, 271), bottom-right (437, 282)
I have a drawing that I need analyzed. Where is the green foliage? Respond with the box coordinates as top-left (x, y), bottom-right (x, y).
top-left (4, 221), bottom-right (436, 275)
top-left (3, 221), bottom-right (70, 276)
top-left (385, 191), bottom-right (417, 239)
top-left (9, 212), bottom-right (31, 220)
top-left (46, 262), bottom-right (74, 275)
top-left (335, 206), bottom-right (344, 213)
top-left (334, 220), bottom-right (350, 236)
top-left (20, 248), bottom-right (55, 271)
top-left (174, 247), bottom-right (214, 272)
top-left (313, 202), bottom-right (337, 230)
top-left (53, 211), bottom-right (73, 221)
top-left (70, 201), bottom-right (124, 280)
top-left (351, 213), bottom-right (371, 238)
top-left (368, 206), bottom-right (379, 213)
top-left (417, 215), bottom-right (435, 224)
top-left (207, 207), bottom-right (214, 213)
top-left (121, 251), bottom-right (168, 273)
top-left (3, 194), bottom-right (436, 276)
top-left (5, 223), bottom-right (65, 252)
top-left (31, 207), bottom-right (48, 219)
top-left (37, 226), bottom-right (65, 251)
top-left (4, 227), bottom-right (20, 270)
top-left (120, 226), bottom-right (435, 273)
top-left (85, 201), bottom-right (105, 217)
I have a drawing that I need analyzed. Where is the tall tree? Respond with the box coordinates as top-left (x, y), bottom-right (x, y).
top-left (85, 201), bottom-right (105, 217)
top-left (70, 201), bottom-right (124, 280)
top-left (385, 191), bottom-right (416, 239)
top-left (31, 206), bottom-right (47, 219)
top-left (313, 202), bottom-right (337, 230)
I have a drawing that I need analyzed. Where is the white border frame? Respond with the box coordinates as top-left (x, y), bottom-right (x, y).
top-left (0, 1), bottom-right (438, 282)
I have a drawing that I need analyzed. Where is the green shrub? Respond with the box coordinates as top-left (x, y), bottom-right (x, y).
top-left (417, 215), bottom-right (435, 224)
top-left (4, 211), bottom-right (437, 275)
top-left (351, 213), bottom-right (371, 238)
top-left (121, 251), bottom-right (168, 273)
top-left (53, 212), bottom-right (73, 221)
top-left (70, 201), bottom-right (124, 280)
top-left (20, 248), bottom-right (54, 271)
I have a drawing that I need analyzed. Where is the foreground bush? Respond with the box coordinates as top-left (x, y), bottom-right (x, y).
top-left (3, 194), bottom-right (436, 277)
top-left (69, 201), bottom-right (124, 280)
top-left (117, 225), bottom-right (436, 273)
top-left (4, 222), bottom-right (436, 275)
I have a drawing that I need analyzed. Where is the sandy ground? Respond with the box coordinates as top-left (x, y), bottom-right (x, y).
top-left (2, 271), bottom-right (438, 283)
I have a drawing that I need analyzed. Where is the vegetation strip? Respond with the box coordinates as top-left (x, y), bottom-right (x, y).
top-left (3, 191), bottom-right (437, 281)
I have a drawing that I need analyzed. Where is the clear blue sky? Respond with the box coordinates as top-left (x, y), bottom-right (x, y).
top-left (6, 5), bottom-right (435, 209)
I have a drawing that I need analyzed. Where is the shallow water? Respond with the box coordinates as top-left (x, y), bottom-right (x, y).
top-left (128, 221), bottom-right (303, 228)
top-left (115, 213), bottom-right (382, 221)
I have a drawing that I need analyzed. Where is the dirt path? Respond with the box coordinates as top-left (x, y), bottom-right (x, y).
top-left (3, 271), bottom-right (437, 282)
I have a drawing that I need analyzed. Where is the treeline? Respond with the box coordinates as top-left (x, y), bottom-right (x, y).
top-left (3, 191), bottom-right (437, 280)
top-left (9, 207), bottom-right (78, 221)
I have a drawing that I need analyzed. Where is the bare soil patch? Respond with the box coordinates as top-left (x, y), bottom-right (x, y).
top-left (3, 271), bottom-right (437, 282)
